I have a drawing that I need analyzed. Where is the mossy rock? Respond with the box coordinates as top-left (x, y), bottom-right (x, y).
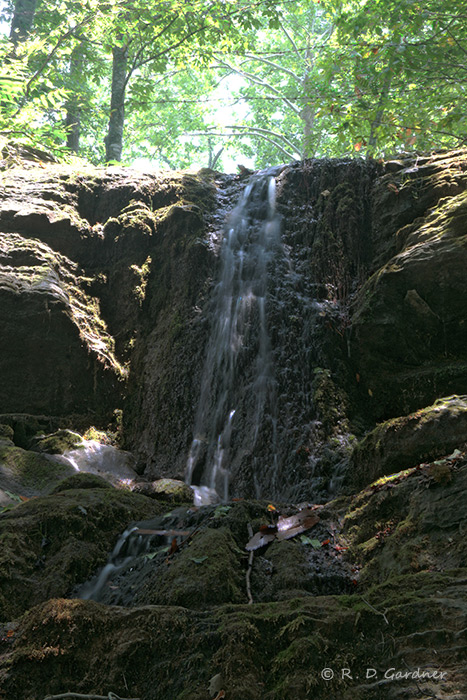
top-left (132, 477), bottom-right (193, 504)
top-left (0, 424), bottom-right (14, 441)
top-left (0, 488), bottom-right (161, 619)
top-left (349, 395), bottom-right (467, 489)
top-left (132, 526), bottom-right (246, 608)
top-left (0, 443), bottom-right (75, 494)
top-left (343, 457), bottom-right (467, 586)
top-left (49, 472), bottom-right (112, 493)
top-left (351, 172), bottom-right (467, 420)
top-left (32, 429), bottom-right (83, 454)
top-left (2, 567), bottom-right (465, 700)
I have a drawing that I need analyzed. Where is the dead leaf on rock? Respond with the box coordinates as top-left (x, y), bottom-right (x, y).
top-left (276, 509), bottom-right (320, 541)
top-left (245, 530), bottom-right (276, 551)
top-left (245, 508), bottom-right (320, 550)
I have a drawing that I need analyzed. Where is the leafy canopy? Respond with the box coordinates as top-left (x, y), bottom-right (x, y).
top-left (0, 0), bottom-right (464, 169)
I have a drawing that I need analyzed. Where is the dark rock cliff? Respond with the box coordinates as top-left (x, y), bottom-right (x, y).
top-left (1, 151), bottom-right (467, 496)
top-left (0, 151), bottom-right (466, 700)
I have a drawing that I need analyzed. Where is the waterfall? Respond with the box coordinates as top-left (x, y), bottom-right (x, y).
top-left (186, 168), bottom-right (283, 503)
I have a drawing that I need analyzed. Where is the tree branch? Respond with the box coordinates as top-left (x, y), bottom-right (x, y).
top-left (281, 24), bottom-right (302, 61)
top-left (241, 52), bottom-right (301, 80)
top-left (23, 14), bottom-right (94, 99)
top-left (188, 129), bottom-right (298, 160)
top-left (124, 15), bottom-right (179, 88)
top-left (225, 123), bottom-right (299, 152)
top-left (215, 58), bottom-right (301, 115)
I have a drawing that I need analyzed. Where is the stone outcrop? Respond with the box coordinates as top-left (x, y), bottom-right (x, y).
top-left (0, 150), bottom-right (467, 700)
top-left (351, 150), bottom-right (467, 422)
top-left (0, 458), bottom-right (465, 699)
top-left (0, 164), bottom-right (218, 477)
top-left (2, 151), bottom-right (467, 497)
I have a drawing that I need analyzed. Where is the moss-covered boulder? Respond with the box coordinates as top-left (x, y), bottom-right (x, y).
top-left (0, 441), bottom-right (75, 496)
top-left (32, 429), bottom-right (83, 454)
top-left (131, 477), bottom-right (194, 503)
top-left (50, 472), bottom-right (112, 493)
top-left (350, 395), bottom-right (467, 489)
top-left (0, 488), bottom-right (160, 620)
top-left (351, 151), bottom-right (467, 421)
top-left (344, 455), bottom-right (467, 579)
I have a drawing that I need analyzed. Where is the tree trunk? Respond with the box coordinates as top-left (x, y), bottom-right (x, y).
top-left (368, 68), bottom-right (392, 150)
top-left (105, 43), bottom-right (128, 162)
top-left (65, 42), bottom-right (85, 153)
top-left (301, 52), bottom-right (315, 158)
top-left (10, 0), bottom-right (37, 43)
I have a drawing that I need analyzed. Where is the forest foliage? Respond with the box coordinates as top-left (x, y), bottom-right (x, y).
top-left (0, 0), bottom-right (466, 171)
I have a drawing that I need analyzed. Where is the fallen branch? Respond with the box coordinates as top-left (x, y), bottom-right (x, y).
top-left (43, 692), bottom-right (140, 700)
top-left (401, 659), bottom-right (441, 699)
top-left (246, 523), bottom-right (254, 605)
top-left (361, 597), bottom-right (389, 625)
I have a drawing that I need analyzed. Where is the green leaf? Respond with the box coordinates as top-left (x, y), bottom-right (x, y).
top-left (213, 505), bottom-right (231, 518)
top-left (300, 535), bottom-right (321, 549)
top-left (4, 491), bottom-right (22, 502)
top-left (190, 555), bottom-right (208, 564)
top-left (144, 546), bottom-right (169, 560)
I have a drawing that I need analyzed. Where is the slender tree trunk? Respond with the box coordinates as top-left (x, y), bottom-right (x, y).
top-left (9, 0), bottom-right (37, 44)
top-left (65, 42), bottom-right (85, 153)
top-left (301, 46), bottom-right (315, 158)
top-left (105, 43), bottom-right (128, 162)
top-left (368, 68), bottom-right (392, 149)
top-left (207, 137), bottom-right (223, 169)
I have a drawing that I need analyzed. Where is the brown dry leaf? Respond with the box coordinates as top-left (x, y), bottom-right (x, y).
top-left (167, 537), bottom-right (179, 557)
top-left (134, 529), bottom-right (191, 536)
top-left (276, 509), bottom-right (320, 541)
top-left (246, 509), bottom-right (320, 549)
top-left (245, 530), bottom-right (276, 551)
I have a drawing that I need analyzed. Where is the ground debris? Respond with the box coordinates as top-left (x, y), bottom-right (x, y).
top-left (43, 692), bottom-right (140, 700)
top-left (246, 507), bottom-right (320, 551)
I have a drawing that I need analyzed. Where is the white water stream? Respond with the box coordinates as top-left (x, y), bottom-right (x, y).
top-left (187, 169), bottom-right (283, 503)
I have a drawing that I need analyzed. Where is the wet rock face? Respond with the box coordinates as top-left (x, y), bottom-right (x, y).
top-left (351, 150), bottom-right (467, 421)
top-left (0, 165), bottom-right (217, 461)
top-left (1, 150), bottom-right (467, 499)
top-left (1, 152), bottom-right (467, 700)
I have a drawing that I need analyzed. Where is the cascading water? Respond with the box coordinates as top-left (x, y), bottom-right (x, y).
top-left (186, 168), bottom-right (283, 503)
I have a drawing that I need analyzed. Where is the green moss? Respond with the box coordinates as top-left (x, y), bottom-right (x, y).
top-left (350, 395), bottom-right (467, 489)
top-left (49, 472), bottom-right (112, 493)
top-left (0, 444), bottom-right (73, 489)
top-left (130, 254), bottom-right (152, 304)
top-left (0, 488), bottom-right (160, 620)
top-left (33, 429), bottom-right (83, 454)
top-left (0, 424), bottom-right (14, 441)
top-left (141, 527), bottom-right (245, 608)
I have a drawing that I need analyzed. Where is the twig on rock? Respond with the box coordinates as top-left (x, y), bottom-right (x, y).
top-left (43, 692), bottom-right (140, 700)
top-left (246, 523), bottom-right (254, 604)
top-left (361, 597), bottom-right (389, 625)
